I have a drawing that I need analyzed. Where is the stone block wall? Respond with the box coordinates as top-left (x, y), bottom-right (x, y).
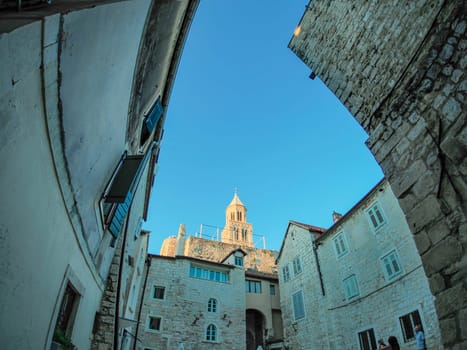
top-left (92, 233), bottom-right (122, 350)
top-left (176, 236), bottom-right (278, 274)
top-left (276, 225), bottom-right (326, 350)
top-left (317, 180), bottom-right (441, 349)
top-left (160, 236), bottom-right (177, 256)
top-left (137, 256), bottom-right (246, 350)
top-left (289, 1), bottom-right (466, 348)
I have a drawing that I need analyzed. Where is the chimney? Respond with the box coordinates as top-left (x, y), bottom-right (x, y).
top-left (332, 211), bottom-right (343, 223)
top-left (175, 224), bottom-right (186, 256)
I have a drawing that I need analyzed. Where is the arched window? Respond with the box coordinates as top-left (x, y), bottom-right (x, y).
top-left (231, 225), bottom-right (238, 241)
top-left (206, 324), bottom-right (217, 342)
top-left (208, 298), bottom-right (217, 313)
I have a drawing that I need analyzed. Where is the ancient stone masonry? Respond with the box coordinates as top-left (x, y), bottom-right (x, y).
top-left (137, 256), bottom-right (246, 350)
top-left (184, 236), bottom-right (278, 274)
top-left (289, 1), bottom-right (466, 348)
top-left (91, 233), bottom-right (122, 350)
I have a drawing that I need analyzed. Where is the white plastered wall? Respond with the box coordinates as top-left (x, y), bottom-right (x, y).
top-left (0, 1), bottom-right (151, 348)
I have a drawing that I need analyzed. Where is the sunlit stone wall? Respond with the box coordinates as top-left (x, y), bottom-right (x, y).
top-left (137, 256), bottom-right (246, 349)
top-left (174, 236), bottom-right (278, 274)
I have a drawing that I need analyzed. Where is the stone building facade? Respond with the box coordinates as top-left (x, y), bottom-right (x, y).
top-left (289, 2), bottom-right (466, 348)
top-left (136, 255), bottom-right (245, 350)
top-left (276, 222), bottom-right (326, 350)
top-left (277, 179), bottom-right (442, 350)
top-left (156, 193), bottom-right (283, 349)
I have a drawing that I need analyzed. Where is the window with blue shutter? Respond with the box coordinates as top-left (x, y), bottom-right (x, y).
top-left (292, 290), bottom-right (305, 320)
top-left (366, 202), bottom-right (386, 231)
top-left (333, 232), bottom-right (349, 258)
top-left (101, 146), bottom-right (153, 238)
top-left (140, 96), bottom-right (163, 146)
top-left (292, 256), bottom-right (302, 276)
top-left (343, 274), bottom-right (360, 300)
top-left (381, 250), bottom-right (403, 281)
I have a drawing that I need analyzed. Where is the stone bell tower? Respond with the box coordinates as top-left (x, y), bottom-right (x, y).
top-left (221, 190), bottom-right (254, 247)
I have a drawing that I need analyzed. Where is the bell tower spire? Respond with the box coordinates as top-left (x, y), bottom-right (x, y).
top-left (221, 190), bottom-right (253, 247)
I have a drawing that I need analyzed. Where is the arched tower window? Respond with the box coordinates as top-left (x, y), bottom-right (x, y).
top-left (208, 298), bottom-right (217, 313)
top-left (242, 228), bottom-right (247, 241)
top-left (206, 324), bottom-right (217, 341)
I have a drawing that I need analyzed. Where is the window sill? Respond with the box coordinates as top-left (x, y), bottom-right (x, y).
top-left (146, 328), bottom-right (161, 333)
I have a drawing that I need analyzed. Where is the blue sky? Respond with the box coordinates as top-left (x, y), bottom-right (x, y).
top-left (144, 0), bottom-right (383, 253)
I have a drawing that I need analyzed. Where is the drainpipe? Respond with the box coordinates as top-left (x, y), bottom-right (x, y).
top-left (312, 239), bottom-right (325, 296)
top-left (133, 256), bottom-right (151, 350)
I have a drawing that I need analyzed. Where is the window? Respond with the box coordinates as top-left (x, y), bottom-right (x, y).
top-left (153, 286), bottom-right (165, 300)
top-left (333, 232), bottom-right (348, 258)
top-left (208, 298), bottom-right (217, 313)
top-left (189, 265), bottom-right (229, 283)
top-left (54, 283), bottom-right (80, 337)
top-left (399, 310), bottom-right (422, 342)
top-left (358, 328), bottom-right (376, 350)
top-left (343, 274), bottom-right (360, 300)
top-left (270, 284), bottom-right (276, 295)
top-left (282, 265), bottom-right (290, 282)
top-left (381, 250), bottom-right (402, 280)
top-left (366, 202), bottom-right (386, 230)
top-left (292, 256), bottom-right (302, 276)
top-left (147, 316), bottom-right (161, 331)
top-left (292, 290), bottom-right (305, 320)
top-left (242, 228), bottom-right (248, 241)
top-left (245, 279), bottom-right (262, 293)
top-left (129, 285), bottom-right (136, 309)
top-left (234, 256), bottom-right (243, 266)
top-left (206, 324), bottom-right (217, 342)
top-left (140, 96), bottom-right (163, 146)
top-left (100, 148), bottom-right (152, 238)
